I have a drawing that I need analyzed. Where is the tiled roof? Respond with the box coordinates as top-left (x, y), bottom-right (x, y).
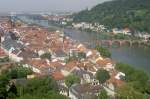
top-left (2, 32), bottom-right (25, 51)
top-left (70, 84), bottom-right (102, 99)
top-left (71, 68), bottom-right (94, 79)
top-left (96, 58), bottom-right (113, 66)
top-left (19, 26), bottom-right (65, 53)
top-left (51, 71), bottom-right (64, 81)
top-left (0, 48), bottom-right (7, 57)
top-left (17, 48), bottom-right (39, 59)
top-left (107, 70), bottom-right (125, 87)
top-left (27, 59), bottom-right (49, 68)
top-left (65, 61), bottom-right (78, 71)
top-left (49, 61), bottom-right (65, 71)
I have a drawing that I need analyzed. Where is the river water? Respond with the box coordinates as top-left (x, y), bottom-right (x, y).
top-left (63, 29), bottom-right (150, 76)
top-left (18, 16), bottom-right (150, 76)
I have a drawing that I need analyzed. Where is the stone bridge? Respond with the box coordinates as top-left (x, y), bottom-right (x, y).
top-left (82, 40), bottom-right (148, 47)
top-left (98, 40), bottom-right (147, 47)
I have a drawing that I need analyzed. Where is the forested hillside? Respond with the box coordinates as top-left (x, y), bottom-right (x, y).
top-left (74, 0), bottom-right (150, 33)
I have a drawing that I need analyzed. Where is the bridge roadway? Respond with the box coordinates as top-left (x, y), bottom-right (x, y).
top-left (99, 39), bottom-right (147, 46)
top-left (81, 39), bottom-right (148, 47)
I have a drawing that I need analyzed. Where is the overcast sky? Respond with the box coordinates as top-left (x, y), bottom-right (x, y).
top-left (0, 0), bottom-right (110, 13)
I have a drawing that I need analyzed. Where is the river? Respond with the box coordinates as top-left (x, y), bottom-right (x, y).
top-left (64, 29), bottom-right (150, 76)
top-left (17, 16), bottom-right (150, 76)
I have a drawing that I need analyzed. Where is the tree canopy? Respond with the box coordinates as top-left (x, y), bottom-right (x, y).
top-left (145, 81), bottom-right (150, 94)
top-left (0, 66), bottom-right (67, 99)
top-left (115, 62), bottom-right (149, 83)
top-left (16, 91), bottom-right (68, 99)
top-left (74, 0), bottom-right (150, 33)
top-left (95, 45), bottom-right (111, 58)
top-left (16, 76), bottom-right (67, 99)
top-left (0, 75), bottom-right (9, 99)
top-left (96, 69), bottom-right (110, 84)
top-left (0, 75), bottom-right (18, 99)
top-left (65, 74), bottom-right (80, 88)
top-left (78, 52), bottom-right (86, 60)
top-left (0, 56), bottom-right (9, 63)
top-left (116, 83), bottom-right (149, 99)
top-left (40, 52), bottom-right (51, 60)
top-left (97, 89), bottom-right (108, 99)
top-left (115, 62), bottom-right (150, 97)
top-left (6, 64), bottom-right (32, 79)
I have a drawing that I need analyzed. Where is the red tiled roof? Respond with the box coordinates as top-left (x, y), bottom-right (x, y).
top-left (19, 26), bottom-right (64, 52)
top-left (65, 61), bottom-right (78, 71)
top-left (50, 61), bottom-right (64, 67)
top-left (96, 58), bottom-right (113, 66)
top-left (107, 70), bottom-right (124, 87)
top-left (0, 48), bottom-right (7, 57)
top-left (51, 71), bottom-right (64, 81)
top-left (27, 59), bottom-right (49, 68)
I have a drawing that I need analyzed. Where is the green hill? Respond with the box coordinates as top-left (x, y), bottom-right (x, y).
top-left (74, 0), bottom-right (150, 33)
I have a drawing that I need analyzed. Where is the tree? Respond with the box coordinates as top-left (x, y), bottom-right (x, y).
top-left (78, 52), bottom-right (86, 60)
top-left (74, 0), bottom-right (150, 33)
top-left (16, 91), bottom-right (68, 99)
top-left (40, 52), bottom-right (51, 60)
top-left (95, 45), bottom-right (111, 58)
top-left (116, 84), bottom-right (149, 99)
top-left (7, 92), bottom-right (17, 99)
top-left (0, 66), bottom-right (67, 99)
top-left (65, 75), bottom-right (80, 96)
top-left (23, 76), bottom-right (58, 95)
top-left (96, 69), bottom-right (110, 84)
top-left (7, 83), bottom-right (18, 99)
top-left (0, 56), bottom-right (9, 63)
top-left (145, 81), bottom-right (150, 94)
top-left (0, 73), bottom-right (17, 99)
top-left (15, 76), bottom-right (67, 99)
top-left (115, 62), bottom-right (150, 97)
top-left (0, 75), bottom-right (9, 99)
top-left (115, 62), bottom-right (149, 83)
top-left (7, 65), bottom-right (32, 79)
top-left (97, 89), bottom-right (108, 99)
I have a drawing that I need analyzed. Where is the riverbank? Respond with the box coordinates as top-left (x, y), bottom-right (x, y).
top-left (64, 29), bottom-right (150, 76)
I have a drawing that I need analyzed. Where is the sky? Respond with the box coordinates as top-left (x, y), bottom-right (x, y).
top-left (0, 0), bottom-right (110, 13)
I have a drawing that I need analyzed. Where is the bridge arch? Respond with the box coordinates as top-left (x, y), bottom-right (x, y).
top-left (112, 40), bottom-right (121, 47)
top-left (132, 41), bottom-right (140, 47)
top-left (122, 40), bottom-right (132, 47)
top-left (100, 40), bottom-right (112, 47)
top-left (99, 40), bottom-right (146, 47)
top-left (138, 41), bottom-right (146, 47)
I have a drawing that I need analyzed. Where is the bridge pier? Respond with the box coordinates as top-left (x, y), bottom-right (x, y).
top-left (98, 40), bottom-right (146, 47)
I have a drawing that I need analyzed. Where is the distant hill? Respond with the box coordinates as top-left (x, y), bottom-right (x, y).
top-left (74, 0), bottom-right (150, 33)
